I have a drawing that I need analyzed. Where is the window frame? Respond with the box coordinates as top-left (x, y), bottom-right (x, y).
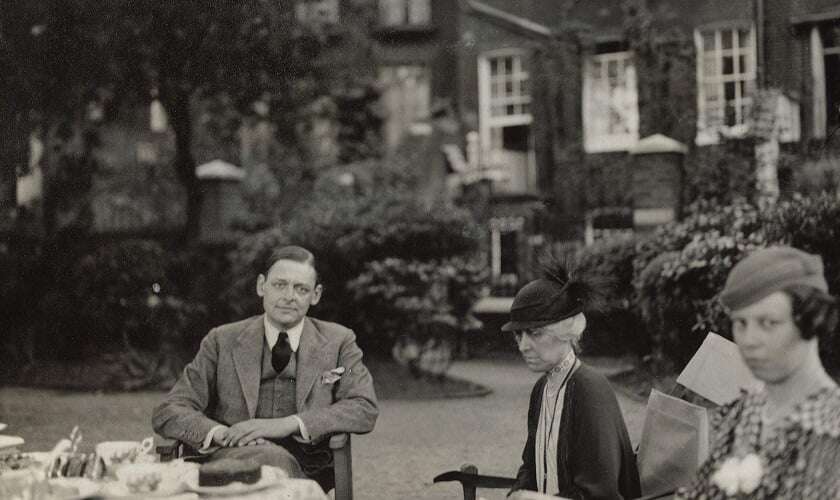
top-left (477, 49), bottom-right (536, 192)
top-left (489, 216), bottom-right (524, 283)
top-left (810, 20), bottom-right (840, 139)
top-left (478, 48), bottom-right (533, 152)
top-left (694, 24), bottom-right (757, 146)
top-left (378, 0), bottom-right (431, 27)
top-left (582, 50), bottom-right (640, 153)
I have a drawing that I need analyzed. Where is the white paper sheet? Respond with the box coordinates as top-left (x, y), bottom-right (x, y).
top-left (677, 332), bottom-right (762, 405)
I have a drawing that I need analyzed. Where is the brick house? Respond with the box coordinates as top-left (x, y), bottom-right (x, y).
top-left (16, 1), bottom-right (839, 289)
top-left (444, 0), bottom-right (840, 292)
top-left (251, 0), bottom-right (840, 292)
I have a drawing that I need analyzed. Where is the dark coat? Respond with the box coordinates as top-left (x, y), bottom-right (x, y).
top-left (511, 363), bottom-right (641, 499)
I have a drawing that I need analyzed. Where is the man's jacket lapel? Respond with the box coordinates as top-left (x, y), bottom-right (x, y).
top-left (296, 317), bottom-right (330, 409)
top-left (233, 317), bottom-right (264, 418)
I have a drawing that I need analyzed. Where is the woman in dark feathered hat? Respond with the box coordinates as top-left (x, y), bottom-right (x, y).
top-left (504, 261), bottom-right (641, 500)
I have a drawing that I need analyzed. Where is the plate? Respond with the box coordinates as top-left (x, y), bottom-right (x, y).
top-left (185, 465), bottom-right (287, 496)
top-left (0, 435), bottom-right (24, 451)
top-left (101, 461), bottom-right (198, 498)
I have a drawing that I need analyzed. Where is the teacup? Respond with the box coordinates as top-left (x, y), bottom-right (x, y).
top-left (95, 438), bottom-right (154, 468)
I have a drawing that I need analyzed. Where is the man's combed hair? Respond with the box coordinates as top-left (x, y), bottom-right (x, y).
top-left (265, 246), bottom-right (318, 282)
top-left (786, 285), bottom-right (839, 340)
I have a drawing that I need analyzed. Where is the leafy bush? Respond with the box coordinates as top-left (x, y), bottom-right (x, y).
top-left (573, 236), bottom-right (646, 356)
top-left (68, 239), bottom-right (207, 387)
top-left (765, 194), bottom-right (840, 369)
top-left (633, 201), bottom-right (770, 368)
top-left (348, 255), bottom-right (487, 375)
top-left (225, 173), bottom-right (484, 355)
top-left (635, 194), bottom-right (840, 372)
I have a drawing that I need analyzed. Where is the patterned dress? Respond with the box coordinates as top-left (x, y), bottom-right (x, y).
top-left (676, 385), bottom-right (840, 499)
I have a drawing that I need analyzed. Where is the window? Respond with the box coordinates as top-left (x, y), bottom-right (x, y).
top-left (582, 51), bottom-right (639, 152)
top-left (295, 0), bottom-right (339, 26)
top-left (695, 26), bottom-right (757, 145)
top-left (811, 20), bottom-right (840, 139)
top-left (378, 65), bottom-right (431, 150)
top-left (379, 0), bottom-right (430, 26)
top-left (478, 50), bottom-right (535, 193)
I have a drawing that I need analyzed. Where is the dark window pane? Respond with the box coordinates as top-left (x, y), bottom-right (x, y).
top-left (500, 231), bottom-right (518, 275)
top-left (723, 56), bottom-right (734, 75)
top-left (502, 124), bottom-right (530, 152)
top-left (725, 81), bottom-right (736, 100)
top-left (826, 54), bottom-right (840, 127)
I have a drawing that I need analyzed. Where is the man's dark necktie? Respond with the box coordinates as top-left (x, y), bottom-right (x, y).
top-left (271, 332), bottom-right (292, 373)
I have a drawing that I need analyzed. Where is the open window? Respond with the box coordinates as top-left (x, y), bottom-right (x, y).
top-left (478, 50), bottom-right (535, 193)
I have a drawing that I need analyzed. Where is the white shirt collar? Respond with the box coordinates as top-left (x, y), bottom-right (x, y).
top-left (263, 315), bottom-right (305, 352)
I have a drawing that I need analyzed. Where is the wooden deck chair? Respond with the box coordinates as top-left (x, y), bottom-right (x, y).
top-left (157, 433), bottom-right (354, 500)
top-left (432, 464), bottom-right (674, 500)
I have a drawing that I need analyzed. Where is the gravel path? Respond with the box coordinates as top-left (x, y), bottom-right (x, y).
top-left (352, 358), bottom-right (646, 500)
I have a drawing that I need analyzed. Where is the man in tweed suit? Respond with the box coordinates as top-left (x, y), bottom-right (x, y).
top-left (152, 246), bottom-right (378, 489)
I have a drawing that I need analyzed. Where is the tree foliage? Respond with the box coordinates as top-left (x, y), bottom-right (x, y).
top-left (1, 0), bottom-right (324, 240)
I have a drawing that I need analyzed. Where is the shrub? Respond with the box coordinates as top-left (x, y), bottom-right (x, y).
top-left (765, 194), bottom-right (840, 369)
top-left (225, 176), bottom-right (484, 355)
top-left (634, 200), bottom-right (770, 368)
top-left (348, 255), bottom-right (487, 373)
top-left (68, 239), bottom-right (207, 387)
top-left (635, 194), bottom-right (840, 372)
top-left (574, 236), bottom-right (646, 356)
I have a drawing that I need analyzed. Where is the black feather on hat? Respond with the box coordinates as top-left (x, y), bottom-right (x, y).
top-left (501, 256), bottom-right (610, 332)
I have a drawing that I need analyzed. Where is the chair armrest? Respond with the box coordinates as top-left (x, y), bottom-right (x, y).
top-left (434, 464), bottom-right (516, 500)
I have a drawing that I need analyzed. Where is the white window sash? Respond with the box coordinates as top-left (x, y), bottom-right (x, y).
top-left (811, 25), bottom-right (827, 139)
top-left (490, 228), bottom-right (501, 279)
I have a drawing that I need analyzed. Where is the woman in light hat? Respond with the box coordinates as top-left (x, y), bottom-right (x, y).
top-left (505, 263), bottom-right (640, 500)
top-left (676, 246), bottom-right (840, 499)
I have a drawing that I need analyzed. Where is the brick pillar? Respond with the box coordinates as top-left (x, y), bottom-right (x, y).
top-left (196, 159), bottom-right (245, 244)
top-left (629, 134), bottom-right (687, 232)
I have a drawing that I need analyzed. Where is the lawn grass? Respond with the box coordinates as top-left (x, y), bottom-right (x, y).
top-left (0, 358), bottom-right (489, 453)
